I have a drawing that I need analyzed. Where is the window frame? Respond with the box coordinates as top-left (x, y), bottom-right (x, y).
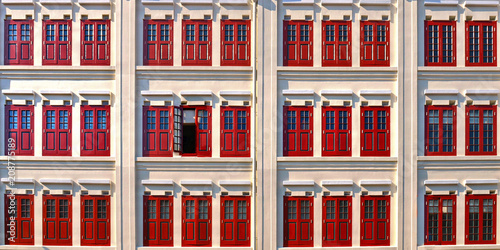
top-left (182, 195), bottom-right (212, 247)
top-left (43, 195), bottom-right (72, 246)
top-left (283, 196), bottom-right (314, 247)
top-left (4, 194), bottom-right (34, 245)
top-left (360, 106), bottom-right (390, 157)
top-left (143, 19), bottom-right (173, 66)
top-left (143, 195), bottom-right (173, 247)
top-left (465, 105), bottom-right (497, 155)
top-left (220, 195), bottom-right (251, 247)
top-left (81, 105), bottom-right (110, 156)
top-left (5, 105), bottom-right (34, 156)
top-left (81, 195), bottom-right (110, 246)
top-left (42, 105), bottom-right (72, 156)
top-left (322, 106), bottom-right (351, 156)
top-left (465, 194), bottom-right (497, 245)
top-left (221, 19), bottom-right (251, 66)
top-left (283, 106), bottom-right (313, 157)
top-left (465, 21), bottom-right (497, 67)
top-left (360, 20), bottom-right (390, 67)
top-left (322, 20), bottom-right (352, 67)
top-left (42, 19), bottom-right (72, 65)
top-left (220, 106), bottom-right (251, 157)
top-left (142, 106), bottom-right (174, 157)
top-left (424, 20), bottom-right (457, 67)
top-left (424, 195), bottom-right (457, 245)
top-left (322, 196), bottom-right (352, 247)
top-left (4, 19), bottom-right (33, 65)
top-left (182, 19), bottom-right (212, 66)
top-left (425, 105), bottom-right (457, 156)
top-left (360, 195), bottom-right (390, 246)
top-left (81, 19), bottom-right (110, 66)
top-left (283, 20), bottom-right (313, 66)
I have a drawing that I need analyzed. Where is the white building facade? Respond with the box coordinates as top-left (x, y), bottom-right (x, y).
top-left (0, 0), bottom-right (499, 249)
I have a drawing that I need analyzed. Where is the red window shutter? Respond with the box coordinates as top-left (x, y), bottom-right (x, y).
top-left (322, 21), bottom-right (352, 66)
top-left (43, 195), bottom-right (72, 246)
top-left (322, 106), bottom-right (351, 156)
top-left (220, 20), bottom-right (251, 66)
top-left (425, 105), bottom-right (457, 156)
top-left (360, 21), bottom-right (390, 67)
top-left (4, 20), bottom-right (33, 65)
top-left (4, 194), bottom-right (34, 245)
top-left (42, 20), bottom-right (71, 65)
top-left (81, 105), bottom-right (110, 156)
top-left (81, 20), bottom-right (110, 66)
top-left (5, 105), bottom-right (34, 156)
top-left (143, 19), bottom-right (174, 66)
top-left (182, 20), bottom-right (212, 66)
top-left (220, 196), bottom-right (251, 247)
top-left (283, 196), bottom-right (313, 247)
top-left (195, 106), bottom-right (212, 157)
top-left (182, 196), bottom-right (212, 247)
top-left (220, 106), bottom-right (250, 157)
top-left (465, 105), bottom-right (497, 155)
top-left (360, 106), bottom-right (390, 157)
top-left (360, 196), bottom-right (390, 246)
top-left (424, 195), bottom-right (456, 245)
top-left (43, 105), bottom-right (72, 156)
top-left (283, 20), bottom-right (313, 66)
top-left (81, 195), bottom-right (110, 246)
top-left (142, 106), bottom-right (174, 157)
top-left (283, 106), bottom-right (313, 157)
top-left (465, 21), bottom-right (496, 67)
top-left (424, 21), bottom-right (456, 66)
top-left (465, 194), bottom-right (496, 245)
top-left (322, 196), bottom-right (352, 247)
top-left (143, 195), bottom-right (174, 246)
top-left (173, 106), bottom-right (183, 152)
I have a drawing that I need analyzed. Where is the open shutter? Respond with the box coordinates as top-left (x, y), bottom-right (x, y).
top-left (196, 106), bottom-right (212, 157)
top-left (173, 106), bottom-right (183, 153)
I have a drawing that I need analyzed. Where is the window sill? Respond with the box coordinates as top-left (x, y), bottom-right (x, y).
top-left (417, 156), bottom-right (500, 162)
top-left (418, 245), bottom-right (500, 250)
top-left (136, 66), bottom-right (253, 71)
top-left (277, 66), bottom-right (398, 72)
top-left (0, 246), bottom-right (115, 249)
top-left (139, 247), bottom-right (252, 250)
top-left (279, 247), bottom-right (397, 250)
top-left (0, 65), bottom-right (115, 71)
top-left (136, 157), bottom-right (253, 163)
top-left (0, 156), bottom-right (116, 162)
top-left (277, 157), bottom-right (397, 162)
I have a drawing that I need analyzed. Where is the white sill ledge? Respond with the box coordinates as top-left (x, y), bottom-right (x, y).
top-left (277, 157), bottom-right (397, 162)
top-left (139, 248), bottom-right (251, 250)
top-left (0, 246), bottom-right (115, 249)
top-left (136, 157), bottom-right (253, 163)
top-left (417, 156), bottom-right (500, 162)
top-left (418, 66), bottom-right (500, 72)
top-left (418, 245), bottom-right (500, 250)
top-left (0, 156), bottom-right (116, 162)
top-left (277, 66), bottom-right (398, 72)
top-left (0, 66), bottom-right (115, 71)
top-left (136, 66), bottom-right (253, 71)
top-left (279, 247), bottom-right (397, 250)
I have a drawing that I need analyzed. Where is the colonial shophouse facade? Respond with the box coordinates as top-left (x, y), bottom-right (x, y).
top-left (0, 0), bottom-right (500, 249)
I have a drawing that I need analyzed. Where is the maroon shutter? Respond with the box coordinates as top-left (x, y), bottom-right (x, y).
top-left (360, 21), bottom-right (390, 67)
top-left (43, 195), bottom-right (72, 246)
top-left (81, 20), bottom-right (110, 66)
top-left (5, 105), bottom-right (34, 156)
top-left (143, 19), bottom-right (173, 66)
top-left (4, 20), bottom-right (33, 65)
top-left (43, 20), bottom-right (71, 65)
top-left (220, 20), bottom-right (251, 66)
top-left (284, 196), bottom-right (313, 247)
top-left (361, 106), bottom-right (390, 157)
top-left (4, 194), bottom-right (34, 245)
top-left (283, 20), bottom-right (313, 66)
top-left (182, 20), bottom-right (212, 66)
top-left (58, 106), bottom-right (72, 156)
top-left (196, 106), bottom-right (212, 157)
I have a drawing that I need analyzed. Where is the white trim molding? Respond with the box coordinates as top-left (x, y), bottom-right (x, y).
top-left (424, 89), bottom-right (459, 95)
top-left (360, 180), bottom-right (392, 186)
top-left (40, 90), bottom-right (73, 95)
top-left (359, 90), bottom-right (392, 96)
top-left (424, 180), bottom-right (459, 185)
top-left (219, 180), bottom-right (252, 186)
top-left (141, 90), bottom-right (174, 96)
top-left (40, 178), bottom-right (73, 184)
top-left (79, 90), bottom-right (112, 96)
top-left (465, 179), bottom-right (499, 185)
top-left (320, 90), bottom-right (353, 96)
top-left (322, 180), bottom-right (354, 186)
top-left (141, 180), bottom-right (174, 185)
top-left (180, 90), bottom-right (213, 96)
top-left (282, 89), bottom-right (315, 95)
top-left (2, 90), bottom-right (35, 95)
top-left (359, 0), bottom-right (391, 5)
top-left (283, 180), bottom-right (315, 186)
top-left (1, 178), bottom-right (35, 184)
top-left (78, 179), bottom-right (111, 185)
top-left (219, 90), bottom-right (252, 96)
top-left (180, 180), bottom-right (212, 186)
top-left (424, 0), bottom-right (459, 5)
top-left (465, 90), bottom-right (500, 95)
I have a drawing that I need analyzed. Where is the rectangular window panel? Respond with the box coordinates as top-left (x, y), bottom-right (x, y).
top-left (465, 195), bottom-right (496, 244)
top-left (360, 21), bottom-right (390, 66)
top-left (283, 106), bottom-right (313, 156)
top-left (43, 195), bottom-right (72, 246)
top-left (425, 195), bottom-right (456, 245)
top-left (220, 196), bottom-right (250, 246)
top-left (360, 196), bottom-right (390, 246)
top-left (322, 196), bottom-right (352, 247)
top-left (361, 106), bottom-right (390, 156)
top-left (221, 20), bottom-right (251, 66)
top-left (42, 105), bottom-right (72, 156)
top-left (425, 21), bottom-right (456, 66)
top-left (4, 194), bottom-right (34, 245)
top-left (466, 21), bottom-right (497, 66)
top-left (143, 20), bottom-right (173, 65)
top-left (182, 20), bottom-right (212, 66)
top-left (283, 20), bottom-right (313, 66)
top-left (5, 20), bottom-right (33, 65)
top-left (143, 196), bottom-right (173, 246)
top-left (284, 196), bottom-right (313, 247)
top-left (425, 105), bottom-right (456, 156)
top-left (81, 105), bottom-right (110, 156)
top-left (182, 196), bottom-right (212, 247)
top-left (81, 20), bottom-right (110, 66)
top-left (466, 105), bottom-right (496, 155)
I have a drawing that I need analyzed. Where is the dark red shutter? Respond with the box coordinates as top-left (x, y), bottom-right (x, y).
top-left (81, 105), bottom-right (110, 156)
top-left (81, 195), bottom-right (110, 246)
top-left (4, 20), bottom-right (33, 65)
top-left (182, 20), bottom-right (212, 66)
top-left (283, 20), bottom-right (313, 66)
top-left (465, 21), bottom-right (496, 67)
top-left (143, 19), bottom-right (173, 66)
top-left (194, 106), bottom-right (211, 157)
top-left (142, 106), bottom-right (174, 157)
top-left (360, 106), bottom-right (390, 157)
top-left (221, 20), bottom-right (251, 66)
top-left (360, 196), bottom-right (390, 246)
top-left (465, 105), bottom-right (496, 156)
top-left (322, 106), bottom-right (351, 156)
top-left (143, 196), bottom-right (174, 246)
top-left (424, 195), bottom-right (456, 245)
top-left (220, 196), bottom-right (251, 247)
top-left (81, 20), bottom-right (110, 66)
top-left (5, 105), bottom-right (34, 156)
top-left (4, 194), bottom-right (34, 245)
top-left (465, 194), bottom-right (496, 245)
top-left (322, 21), bottom-right (352, 66)
top-left (182, 196), bottom-right (212, 247)
top-left (43, 105), bottom-right (72, 156)
top-left (42, 20), bottom-right (71, 65)
top-left (43, 195), bottom-right (72, 246)
top-left (220, 106), bottom-right (250, 157)
top-left (425, 20), bottom-right (456, 66)
top-left (322, 196), bottom-right (352, 247)
top-left (283, 196), bottom-right (313, 247)
top-left (283, 106), bottom-right (313, 157)
top-left (173, 106), bottom-right (183, 153)
top-left (360, 21), bottom-right (390, 67)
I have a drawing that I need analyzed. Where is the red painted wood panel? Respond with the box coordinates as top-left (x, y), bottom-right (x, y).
top-left (43, 195), bottom-right (72, 246)
top-left (4, 20), bottom-right (33, 65)
top-left (81, 20), bottom-right (110, 66)
top-left (42, 20), bottom-right (71, 65)
top-left (283, 20), bottom-right (313, 66)
top-left (4, 194), bottom-right (34, 245)
top-left (360, 21), bottom-right (390, 67)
